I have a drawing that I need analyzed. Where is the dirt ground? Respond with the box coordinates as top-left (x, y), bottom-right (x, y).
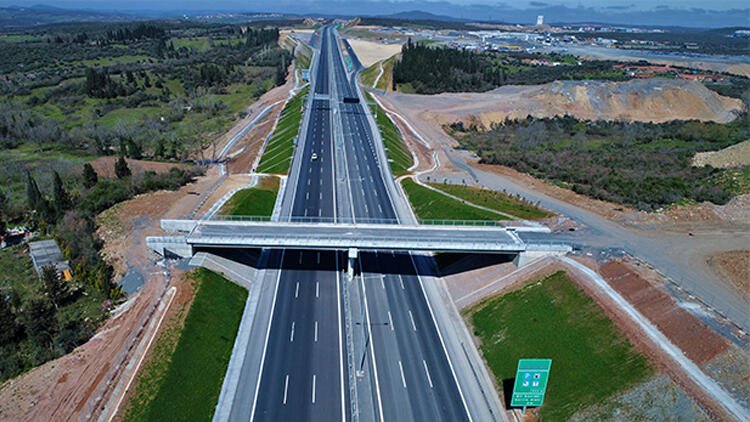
top-left (226, 102), bottom-right (284, 175)
top-left (346, 38), bottom-right (402, 68)
top-left (88, 156), bottom-right (185, 179)
top-left (706, 250), bottom-right (750, 303)
top-left (598, 260), bottom-right (729, 365)
top-left (693, 139), bottom-right (750, 168)
top-left (381, 78), bottom-right (743, 130)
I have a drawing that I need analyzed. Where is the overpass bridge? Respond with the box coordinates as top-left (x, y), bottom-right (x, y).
top-left (147, 218), bottom-right (571, 275)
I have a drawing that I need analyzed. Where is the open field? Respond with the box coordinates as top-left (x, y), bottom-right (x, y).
top-left (368, 94), bottom-right (413, 176)
top-left (121, 268), bottom-right (247, 422)
top-left (257, 86), bottom-right (309, 174)
top-left (466, 271), bottom-right (653, 420)
top-left (400, 178), bottom-right (509, 222)
top-left (427, 182), bottom-right (552, 220)
top-left (345, 38), bottom-right (402, 68)
top-left (218, 176), bottom-right (280, 216)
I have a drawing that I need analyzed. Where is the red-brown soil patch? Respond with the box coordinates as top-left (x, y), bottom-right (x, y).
top-left (599, 261), bottom-right (729, 365)
top-left (87, 157), bottom-right (184, 179)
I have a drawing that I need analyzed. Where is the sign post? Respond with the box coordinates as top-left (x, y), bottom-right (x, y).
top-left (510, 359), bottom-right (552, 411)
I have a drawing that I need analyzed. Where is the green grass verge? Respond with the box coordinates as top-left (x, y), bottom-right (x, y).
top-left (218, 176), bottom-right (280, 216)
top-left (368, 94), bottom-right (413, 177)
top-left (427, 183), bottom-right (553, 220)
top-left (376, 55), bottom-right (397, 91)
top-left (257, 86), bottom-right (309, 174)
top-left (400, 178), bottom-right (509, 222)
top-left (121, 268), bottom-right (247, 422)
top-left (359, 61), bottom-right (381, 87)
top-left (467, 271), bottom-right (653, 420)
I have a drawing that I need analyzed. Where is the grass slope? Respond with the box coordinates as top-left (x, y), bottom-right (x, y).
top-left (467, 271), bottom-right (653, 420)
top-left (122, 268), bottom-right (247, 422)
top-left (257, 86), bottom-right (309, 174)
top-left (218, 176), bottom-right (280, 216)
top-left (427, 183), bottom-right (552, 220)
top-left (368, 94), bottom-right (413, 176)
top-left (401, 178), bottom-right (509, 222)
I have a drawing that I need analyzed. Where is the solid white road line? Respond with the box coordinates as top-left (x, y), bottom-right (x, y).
top-left (294, 282), bottom-right (299, 298)
top-left (290, 321), bottom-right (295, 343)
top-left (408, 310), bottom-right (417, 332)
top-left (283, 374), bottom-right (290, 404)
top-left (388, 311), bottom-right (394, 331)
top-left (399, 276), bottom-right (405, 290)
top-left (380, 275), bottom-right (385, 290)
top-left (423, 360), bottom-right (433, 389)
top-left (316, 281), bottom-right (319, 298)
top-left (398, 360), bottom-right (407, 389)
top-left (314, 320), bottom-right (319, 342)
top-left (312, 374), bottom-right (317, 404)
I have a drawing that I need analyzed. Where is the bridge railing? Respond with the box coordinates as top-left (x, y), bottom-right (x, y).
top-left (209, 214), bottom-right (507, 226)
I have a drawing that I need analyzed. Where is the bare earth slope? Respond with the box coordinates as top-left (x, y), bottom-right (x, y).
top-left (387, 79), bottom-right (743, 129)
top-left (693, 139), bottom-right (750, 168)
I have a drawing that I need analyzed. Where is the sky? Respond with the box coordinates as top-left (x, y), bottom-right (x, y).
top-left (1, 0), bottom-right (748, 10)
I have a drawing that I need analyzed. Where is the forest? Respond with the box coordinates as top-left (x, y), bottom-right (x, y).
top-left (449, 115), bottom-right (750, 210)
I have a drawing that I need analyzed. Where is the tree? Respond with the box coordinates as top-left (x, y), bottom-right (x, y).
top-left (82, 163), bottom-right (98, 189)
top-left (23, 298), bottom-right (57, 348)
top-left (25, 172), bottom-right (42, 211)
top-left (115, 156), bottom-right (131, 179)
top-left (52, 171), bottom-right (71, 217)
top-left (0, 190), bottom-right (7, 234)
top-left (0, 295), bottom-right (19, 345)
top-left (41, 265), bottom-right (68, 308)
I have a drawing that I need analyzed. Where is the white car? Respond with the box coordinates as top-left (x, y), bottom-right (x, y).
top-left (311, 152), bottom-right (318, 161)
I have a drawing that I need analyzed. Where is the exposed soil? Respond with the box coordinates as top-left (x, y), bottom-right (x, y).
top-left (346, 38), bottom-right (402, 68)
top-left (706, 250), bottom-right (750, 303)
top-left (226, 102), bottom-right (284, 175)
top-left (598, 260), bottom-right (729, 365)
top-left (693, 139), bottom-right (750, 169)
top-left (87, 157), bottom-right (185, 179)
top-left (384, 79), bottom-right (743, 129)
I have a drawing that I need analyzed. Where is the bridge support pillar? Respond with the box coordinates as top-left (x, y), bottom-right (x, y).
top-left (347, 248), bottom-right (358, 279)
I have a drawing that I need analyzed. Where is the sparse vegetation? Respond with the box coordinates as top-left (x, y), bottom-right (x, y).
top-left (121, 268), bottom-right (247, 422)
top-left (449, 115), bottom-right (750, 210)
top-left (467, 271), bottom-right (653, 420)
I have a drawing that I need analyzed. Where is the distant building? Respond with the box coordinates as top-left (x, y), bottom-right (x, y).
top-left (536, 15), bottom-right (544, 26)
top-left (28, 239), bottom-right (73, 281)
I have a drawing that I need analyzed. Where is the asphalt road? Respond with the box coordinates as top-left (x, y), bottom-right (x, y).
top-left (327, 28), bottom-right (471, 421)
top-left (249, 26), bottom-right (348, 421)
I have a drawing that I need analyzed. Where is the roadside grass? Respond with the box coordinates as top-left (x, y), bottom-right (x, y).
top-left (360, 60), bottom-right (380, 87)
top-left (295, 43), bottom-right (312, 69)
top-left (376, 55), bottom-right (397, 91)
top-left (466, 271), bottom-right (653, 420)
top-left (400, 178), bottom-right (509, 222)
top-left (368, 94), bottom-right (413, 177)
top-left (121, 268), bottom-right (247, 422)
top-left (218, 176), bottom-right (280, 216)
top-left (427, 183), bottom-right (553, 220)
top-left (257, 86), bottom-right (309, 174)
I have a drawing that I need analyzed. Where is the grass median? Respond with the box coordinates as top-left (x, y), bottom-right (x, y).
top-left (466, 271), bottom-right (652, 420)
top-left (121, 268), bottom-right (247, 422)
top-left (427, 182), bottom-right (552, 220)
top-left (368, 94), bottom-right (413, 177)
top-left (218, 176), bottom-right (279, 217)
top-left (257, 86), bottom-right (309, 174)
top-left (400, 178), bottom-right (509, 222)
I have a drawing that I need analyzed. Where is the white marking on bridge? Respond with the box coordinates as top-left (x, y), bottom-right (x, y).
top-left (408, 310), bottom-right (417, 332)
top-left (283, 374), bottom-right (290, 404)
top-left (423, 360), bottom-right (433, 389)
top-left (398, 361), bottom-right (407, 388)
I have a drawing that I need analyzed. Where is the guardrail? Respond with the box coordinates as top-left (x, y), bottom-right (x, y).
top-left (209, 214), bottom-right (507, 226)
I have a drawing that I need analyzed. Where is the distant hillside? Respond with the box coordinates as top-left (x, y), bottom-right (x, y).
top-left (378, 10), bottom-right (465, 22)
top-left (0, 5), bottom-right (137, 28)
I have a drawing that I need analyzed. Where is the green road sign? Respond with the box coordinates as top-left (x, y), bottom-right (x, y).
top-left (510, 359), bottom-right (552, 408)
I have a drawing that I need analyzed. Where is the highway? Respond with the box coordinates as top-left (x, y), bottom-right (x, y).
top-left (219, 25), bottom-right (474, 421)
top-left (327, 27), bottom-right (471, 421)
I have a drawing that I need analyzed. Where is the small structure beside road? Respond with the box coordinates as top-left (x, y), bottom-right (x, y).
top-left (28, 239), bottom-right (73, 281)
